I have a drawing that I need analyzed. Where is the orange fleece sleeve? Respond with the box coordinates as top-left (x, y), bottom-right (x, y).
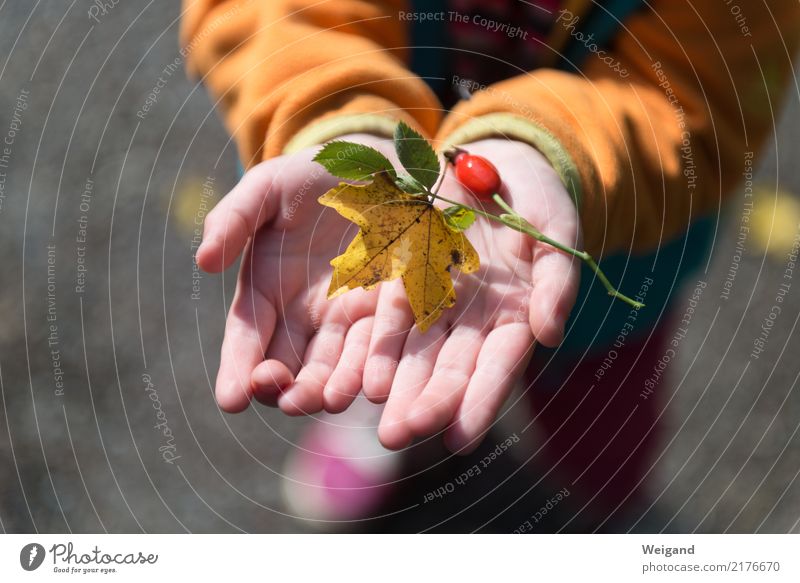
top-left (437, 1), bottom-right (800, 257)
top-left (180, 0), bottom-right (442, 167)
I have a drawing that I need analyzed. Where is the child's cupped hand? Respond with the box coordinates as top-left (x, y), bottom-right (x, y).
top-left (197, 136), bottom-right (580, 453)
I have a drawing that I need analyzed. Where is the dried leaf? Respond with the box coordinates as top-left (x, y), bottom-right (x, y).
top-left (319, 173), bottom-right (479, 331)
top-left (750, 184), bottom-right (800, 258)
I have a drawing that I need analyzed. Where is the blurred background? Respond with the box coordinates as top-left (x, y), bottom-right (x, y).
top-left (1, 1), bottom-right (799, 533)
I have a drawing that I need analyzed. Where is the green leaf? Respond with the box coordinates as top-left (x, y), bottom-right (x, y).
top-left (393, 121), bottom-right (440, 190)
top-left (500, 212), bottom-right (539, 236)
top-left (313, 141), bottom-right (396, 181)
top-left (395, 174), bottom-right (425, 195)
top-left (443, 205), bottom-right (476, 232)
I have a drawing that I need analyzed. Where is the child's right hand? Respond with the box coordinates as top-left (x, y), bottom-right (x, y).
top-left (196, 134), bottom-right (395, 415)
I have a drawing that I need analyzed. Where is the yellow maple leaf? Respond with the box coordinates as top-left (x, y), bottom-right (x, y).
top-left (319, 173), bottom-right (480, 332)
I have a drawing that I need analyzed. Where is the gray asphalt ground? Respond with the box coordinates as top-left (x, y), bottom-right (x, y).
top-left (1, 2), bottom-right (799, 533)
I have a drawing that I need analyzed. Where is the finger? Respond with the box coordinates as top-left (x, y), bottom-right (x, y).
top-left (252, 318), bottom-right (309, 408)
top-left (278, 322), bottom-right (348, 416)
top-left (529, 204), bottom-right (581, 347)
top-left (264, 313), bottom-right (312, 376)
top-left (215, 247), bottom-right (277, 413)
top-left (251, 360), bottom-right (294, 407)
top-left (252, 314), bottom-right (312, 405)
top-left (279, 288), bottom-right (377, 415)
top-left (443, 322), bottom-right (534, 454)
top-left (197, 162), bottom-right (281, 273)
top-left (323, 316), bottom-right (374, 413)
top-left (406, 325), bottom-right (485, 438)
top-left (378, 321), bottom-right (447, 450)
top-left (363, 280), bottom-right (414, 402)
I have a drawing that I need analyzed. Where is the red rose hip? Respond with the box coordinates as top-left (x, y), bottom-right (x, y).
top-left (447, 149), bottom-right (501, 200)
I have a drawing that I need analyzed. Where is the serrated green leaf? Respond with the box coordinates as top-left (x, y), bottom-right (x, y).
top-left (443, 206), bottom-right (476, 232)
top-left (395, 174), bottom-right (425, 195)
top-left (394, 121), bottom-right (440, 190)
top-left (314, 141), bottom-right (396, 181)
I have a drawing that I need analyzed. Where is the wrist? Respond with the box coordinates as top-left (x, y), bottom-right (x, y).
top-left (334, 133), bottom-right (393, 147)
top-left (456, 138), bottom-right (564, 186)
top-left (439, 114), bottom-right (582, 210)
top-left (282, 114), bottom-right (400, 155)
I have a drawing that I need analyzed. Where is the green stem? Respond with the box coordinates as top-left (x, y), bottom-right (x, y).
top-left (490, 193), bottom-right (516, 215)
top-left (431, 162), bottom-right (449, 198)
top-left (429, 192), bottom-right (506, 224)
top-left (426, 189), bottom-right (644, 310)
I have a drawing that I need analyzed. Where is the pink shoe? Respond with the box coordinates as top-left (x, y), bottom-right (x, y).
top-left (282, 399), bottom-right (403, 527)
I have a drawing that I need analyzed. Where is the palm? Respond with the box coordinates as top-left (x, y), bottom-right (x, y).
top-left (199, 137), bottom-right (580, 453)
top-left (375, 145), bottom-right (580, 451)
top-left (215, 152), bottom-right (385, 414)
top-left (441, 174), bottom-right (536, 327)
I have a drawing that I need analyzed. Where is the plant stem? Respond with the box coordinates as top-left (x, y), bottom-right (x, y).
top-left (428, 192), bottom-right (506, 224)
top-left (426, 189), bottom-right (644, 310)
top-left (431, 162), bottom-right (449, 198)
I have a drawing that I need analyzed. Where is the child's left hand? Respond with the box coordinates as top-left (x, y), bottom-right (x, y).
top-left (373, 138), bottom-right (581, 453)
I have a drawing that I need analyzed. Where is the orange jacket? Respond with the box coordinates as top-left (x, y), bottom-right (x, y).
top-left (181, 0), bottom-right (799, 256)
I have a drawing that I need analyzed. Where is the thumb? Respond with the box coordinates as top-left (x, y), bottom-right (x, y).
top-left (197, 161), bottom-right (282, 273)
top-left (527, 206), bottom-right (581, 348)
